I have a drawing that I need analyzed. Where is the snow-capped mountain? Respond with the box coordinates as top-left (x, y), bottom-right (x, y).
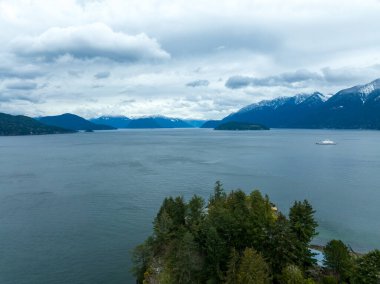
top-left (330, 78), bottom-right (380, 105)
top-left (336, 78), bottom-right (380, 98)
top-left (90, 116), bottom-right (131, 128)
top-left (91, 115), bottom-right (195, 128)
top-left (237, 92), bottom-right (327, 114)
top-left (221, 79), bottom-right (380, 129)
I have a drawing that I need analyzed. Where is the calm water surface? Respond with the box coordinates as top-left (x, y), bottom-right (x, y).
top-left (0, 129), bottom-right (379, 283)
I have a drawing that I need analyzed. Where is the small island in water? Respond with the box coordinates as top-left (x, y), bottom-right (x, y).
top-left (215, 121), bottom-right (269, 131)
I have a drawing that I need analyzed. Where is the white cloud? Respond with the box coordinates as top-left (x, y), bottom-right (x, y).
top-left (11, 23), bottom-right (170, 62)
top-left (1, 0), bottom-right (380, 118)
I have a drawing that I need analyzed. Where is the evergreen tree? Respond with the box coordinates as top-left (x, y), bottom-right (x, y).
top-left (225, 248), bottom-right (240, 284)
top-left (186, 195), bottom-right (205, 237)
top-left (323, 240), bottom-right (353, 282)
top-left (153, 196), bottom-right (187, 241)
top-left (353, 249), bottom-right (380, 283)
top-left (289, 200), bottom-right (318, 269)
top-left (132, 183), bottom-right (331, 284)
top-left (246, 191), bottom-right (274, 251)
top-left (209, 181), bottom-right (226, 207)
top-left (201, 225), bottom-right (228, 282)
top-left (236, 248), bottom-right (271, 284)
top-left (280, 265), bottom-right (305, 284)
top-left (168, 231), bottom-right (203, 284)
top-left (289, 200), bottom-right (318, 244)
top-left (265, 214), bottom-right (299, 276)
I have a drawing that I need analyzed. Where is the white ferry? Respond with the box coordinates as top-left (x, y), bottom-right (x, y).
top-left (316, 139), bottom-right (336, 145)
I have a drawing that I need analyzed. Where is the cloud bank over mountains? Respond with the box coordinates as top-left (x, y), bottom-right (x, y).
top-left (0, 0), bottom-right (380, 119)
top-left (225, 66), bottom-right (380, 89)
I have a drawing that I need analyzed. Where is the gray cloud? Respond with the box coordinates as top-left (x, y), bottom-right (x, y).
top-left (67, 70), bottom-right (83, 77)
top-left (94, 71), bottom-right (110, 79)
top-left (225, 76), bottom-right (255, 89)
top-left (0, 93), bottom-right (40, 103)
top-left (321, 66), bottom-right (380, 85)
top-left (11, 23), bottom-right (170, 62)
top-left (225, 69), bottom-right (323, 89)
top-left (162, 27), bottom-right (281, 57)
top-left (0, 67), bottom-right (44, 79)
top-left (186, 80), bottom-right (210, 87)
top-left (1, 1), bottom-right (380, 118)
top-left (6, 81), bottom-right (38, 90)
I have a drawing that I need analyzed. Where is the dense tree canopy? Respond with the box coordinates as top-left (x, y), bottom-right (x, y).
top-left (132, 182), bottom-right (379, 283)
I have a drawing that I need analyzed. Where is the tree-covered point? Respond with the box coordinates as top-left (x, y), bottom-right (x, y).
top-left (323, 239), bottom-right (380, 283)
top-left (0, 112), bottom-right (75, 136)
top-left (132, 182), bottom-right (319, 283)
top-left (214, 121), bottom-right (269, 131)
top-left (132, 182), bottom-right (380, 283)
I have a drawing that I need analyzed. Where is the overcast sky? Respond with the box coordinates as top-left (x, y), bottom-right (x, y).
top-left (1, 0), bottom-right (380, 119)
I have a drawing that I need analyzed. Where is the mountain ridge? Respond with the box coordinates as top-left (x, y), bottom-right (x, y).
top-left (90, 115), bottom-right (200, 129)
top-left (221, 79), bottom-right (380, 129)
top-left (38, 113), bottom-right (115, 131)
top-left (0, 112), bottom-right (75, 136)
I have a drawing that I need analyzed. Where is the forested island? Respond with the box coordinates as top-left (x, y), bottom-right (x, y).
top-left (215, 121), bottom-right (269, 131)
top-left (132, 182), bottom-right (380, 283)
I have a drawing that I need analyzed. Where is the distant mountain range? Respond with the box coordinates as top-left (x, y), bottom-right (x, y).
top-left (90, 116), bottom-right (131, 128)
top-left (37, 113), bottom-right (115, 131)
top-left (90, 116), bottom-right (206, 129)
top-left (2, 79), bottom-right (380, 136)
top-left (205, 78), bottom-right (380, 129)
top-left (0, 113), bottom-right (74, 136)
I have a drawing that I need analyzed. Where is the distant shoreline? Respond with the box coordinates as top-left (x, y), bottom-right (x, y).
top-left (310, 244), bottom-right (364, 256)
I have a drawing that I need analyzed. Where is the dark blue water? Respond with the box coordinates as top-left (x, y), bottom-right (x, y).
top-left (0, 129), bottom-right (379, 283)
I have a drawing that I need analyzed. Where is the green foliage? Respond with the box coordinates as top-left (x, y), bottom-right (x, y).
top-left (153, 196), bottom-right (186, 242)
top-left (225, 248), bottom-right (240, 284)
top-left (289, 200), bottom-right (318, 244)
top-left (208, 181), bottom-right (226, 207)
top-left (236, 248), bottom-right (271, 284)
top-left (131, 237), bottom-right (154, 283)
top-left (321, 275), bottom-right (338, 284)
top-left (131, 182), bottom-right (336, 284)
top-left (186, 195), bottom-right (205, 236)
top-left (201, 224), bottom-right (227, 281)
top-left (167, 231), bottom-right (203, 284)
top-left (280, 265), bottom-right (305, 284)
top-left (265, 214), bottom-right (300, 277)
top-left (353, 249), bottom-right (380, 283)
top-left (289, 200), bottom-right (318, 268)
top-left (323, 240), bottom-right (353, 282)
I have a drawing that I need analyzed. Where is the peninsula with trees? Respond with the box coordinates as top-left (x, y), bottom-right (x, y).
top-left (132, 182), bottom-right (380, 284)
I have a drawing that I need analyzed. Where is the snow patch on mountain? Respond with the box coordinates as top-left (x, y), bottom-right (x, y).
top-left (238, 97), bottom-right (289, 113)
top-left (338, 78), bottom-right (380, 103)
top-left (238, 92), bottom-right (326, 114)
top-left (359, 84), bottom-right (375, 96)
